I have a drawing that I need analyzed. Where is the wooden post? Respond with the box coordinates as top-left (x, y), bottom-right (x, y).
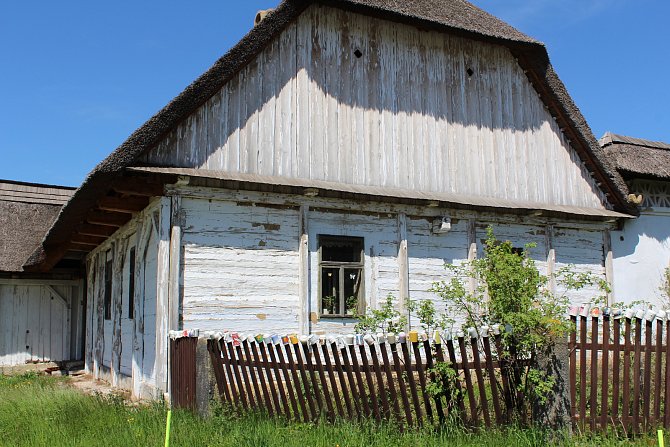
top-left (579, 316), bottom-right (588, 430)
top-left (546, 225), bottom-right (556, 294)
top-left (467, 219), bottom-right (477, 296)
top-left (643, 320), bottom-right (653, 430)
top-left (156, 197), bottom-right (172, 396)
top-left (84, 258), bottom-right (95, 374)
top-left (612, 318), bottom-right (621, 423)
top-left (601, 316), bottom-right (610, 432)
top-left (603, 230), bottom-right (614, 305)
top-left (589, 316), bottom-right (598, 432)
top-left (653, 320), bottom-right (663, 426)
top-left (94, 253), bottom-right (105, 380)
top-left (622, 317), bottom-right (632, 433)
top-left (132, 218), bottom-right (150, 399)
top-left (168, 195), bottom-right (182, 334)
top-left (633, 318), bottom-right (643, 434)
top-left (111, 240), bottom-right (126, 387)
top-left (397, 213), bottom-right (409, 326)
top-left (299, 205), bottom-right (310, 335)
top-left (569, 316), bottom-right (577, 428)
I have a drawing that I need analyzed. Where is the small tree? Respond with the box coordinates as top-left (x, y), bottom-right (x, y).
top-left (431, 227), bottom-right (602, 422)
top-left (354, 293), bottom-right (407, 334)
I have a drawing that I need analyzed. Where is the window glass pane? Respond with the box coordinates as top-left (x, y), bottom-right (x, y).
top-left (321, 267), bottom-right (340, 315)
top-left (321, 237), bottom-right (362, 262)
top-left (344, 268), bottom-right (362, 315)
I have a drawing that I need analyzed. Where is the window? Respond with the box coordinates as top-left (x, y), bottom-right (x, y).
top-left (319, 235), bottom-right (364, 317)
top-left (128, 247), bottom-right (136, 319)
top-left (104, 252), bottom-right (112, 320)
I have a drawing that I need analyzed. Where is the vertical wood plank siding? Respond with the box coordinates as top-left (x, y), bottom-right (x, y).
top-left (141, 5), bottom-right (608, 210)
top-left (0, 283), bottom-right (79, 366)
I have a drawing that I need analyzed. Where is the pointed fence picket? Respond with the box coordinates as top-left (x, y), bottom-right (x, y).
top-left (204, 334), bottom-right (517, 428)
top-left (569, 313), bottom-right (670, 434)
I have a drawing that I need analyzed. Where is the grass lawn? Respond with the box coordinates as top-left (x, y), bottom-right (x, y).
top-left (0, 373), bottom-right (660, 446)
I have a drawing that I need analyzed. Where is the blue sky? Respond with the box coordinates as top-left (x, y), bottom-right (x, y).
top-left (1, 0), bottom-right (667, 186)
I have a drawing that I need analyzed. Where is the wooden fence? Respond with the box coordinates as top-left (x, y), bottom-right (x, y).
top-left (207, 333), bottom-right (519, 428)
top-left (569, 314), bottom-right (670, 434)
top-left (169, 335), bottom-right (198, 411)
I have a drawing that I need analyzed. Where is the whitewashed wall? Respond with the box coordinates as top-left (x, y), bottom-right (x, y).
top-left (0, 281), bottom-right (82, 366)
top-left (612, 180), bottom-right (670, 307)
top-left (180, 197), bottom-right (301, 333)
top-left (85, 200), bottom-right (163, 399)
top-left (175, 188), bottom-right (611, 336)
top-left (141, 5), bottom-right (608, 211)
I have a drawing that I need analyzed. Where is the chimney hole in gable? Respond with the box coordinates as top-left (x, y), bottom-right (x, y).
top-left (467, 68), bottom-right (474, 77)
top-left (354, 49), bottom-right (363, 59)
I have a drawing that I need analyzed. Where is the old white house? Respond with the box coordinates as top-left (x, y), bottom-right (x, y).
top-left (602, 133), bottom-right (670, 307)
top-left (25, 0), bottom-right (637, 399)
top-left (0, 180), bottom-right (83, 368)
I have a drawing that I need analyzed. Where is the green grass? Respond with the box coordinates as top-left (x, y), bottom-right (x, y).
top-left (0, 373), bottom-right (660, 447)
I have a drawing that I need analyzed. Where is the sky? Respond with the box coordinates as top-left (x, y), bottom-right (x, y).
top-left (0, 0), bottom-right (668, 187)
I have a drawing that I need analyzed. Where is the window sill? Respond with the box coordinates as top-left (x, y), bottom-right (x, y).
top-left (319, 315), bottom-right (358, 320)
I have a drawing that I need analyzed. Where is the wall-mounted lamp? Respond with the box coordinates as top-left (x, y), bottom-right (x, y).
top-left (432, 216), bottom-right (451, 234)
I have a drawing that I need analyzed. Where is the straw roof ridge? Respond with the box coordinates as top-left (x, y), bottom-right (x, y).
top-left (0, 181), bottom-right (73, 272)
top-left (601, 132), bottom-right (670, 180)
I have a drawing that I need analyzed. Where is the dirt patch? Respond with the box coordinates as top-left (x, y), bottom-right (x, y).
top-left (66, 373), bottom-right (127, 398)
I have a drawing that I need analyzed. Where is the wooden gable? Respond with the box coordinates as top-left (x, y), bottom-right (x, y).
top-left (142, 5), bottom-right (609, 211)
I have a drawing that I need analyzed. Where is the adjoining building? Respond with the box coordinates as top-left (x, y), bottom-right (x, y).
top-left (21, 0), bottom-right (638, 399)
top-left (602, 133), bottom-right (670, 307)
top-left (0, 180), bottom-right (84, 368)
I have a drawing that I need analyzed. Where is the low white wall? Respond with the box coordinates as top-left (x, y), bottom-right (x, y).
top-left (612, 210), bottom-right (670, 307)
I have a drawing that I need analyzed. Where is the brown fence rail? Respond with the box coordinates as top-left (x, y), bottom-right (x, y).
top-left (207, 334), bottom-right (516, 428)
top-left (569, 314), bottom-right (670, 434)
top-left (169, 336), bottom-right (198, 410)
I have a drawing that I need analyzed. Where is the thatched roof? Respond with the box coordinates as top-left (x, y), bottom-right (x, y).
top-left (600, 133), bottom-right (670, 181)
top-left (0, 181), bottom-right (74, 272)
top-left (26, 0), bottom-right (636, 271)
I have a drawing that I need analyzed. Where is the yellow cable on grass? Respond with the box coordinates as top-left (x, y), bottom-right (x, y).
top-left (659, 429), bottom-right (665, 447)
top-left (165, 409), bottom-right (172, 447)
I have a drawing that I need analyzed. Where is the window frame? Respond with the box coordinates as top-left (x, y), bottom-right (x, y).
top-left (318, 235), bottom-right (365, 318)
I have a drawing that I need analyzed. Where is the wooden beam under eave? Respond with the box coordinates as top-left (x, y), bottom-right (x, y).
top-left (111, 178), bottom-right (165, 197)
top-left (98, 196), bottom-right (149, 214)
top-left (77, 223), bottom-right (117, 237)
top-left (86, 210), bottom-right (132, 227)
top-left (68, 243), bottom-right (94, 253)
top-left (71, 234), bottom-right (107, 246)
